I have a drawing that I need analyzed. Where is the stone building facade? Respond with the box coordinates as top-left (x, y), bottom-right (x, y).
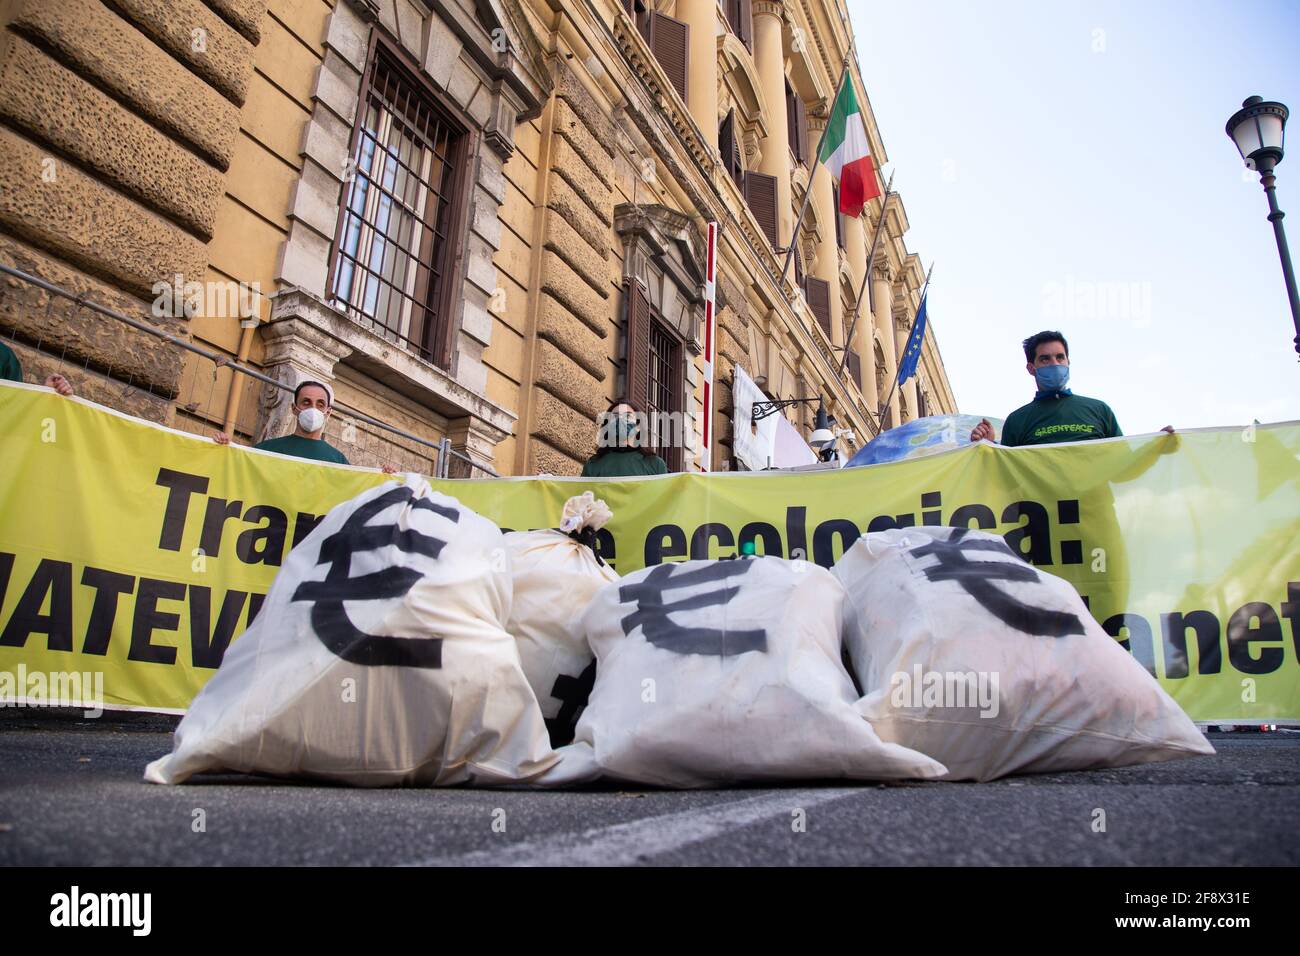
top-left (0, 0), bottom-right (957, 475)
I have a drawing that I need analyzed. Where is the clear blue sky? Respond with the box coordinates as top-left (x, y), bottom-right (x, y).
top-left (850, 0), bottom-right (1300, 432)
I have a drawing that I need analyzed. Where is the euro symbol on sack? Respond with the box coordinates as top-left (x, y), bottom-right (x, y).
top-left (546, 659), bottom-right (597, 747)
top-left (910, 528), bottom-right (1084, 637)
top-left (619, 561), bottom-right (767, 656)
top-left (292, 486), bottom-right (459, 667)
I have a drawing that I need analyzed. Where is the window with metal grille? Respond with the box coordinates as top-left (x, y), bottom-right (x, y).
top-left (647, 319), bottom-right (682, 472)
top-left (327, 43), bottom-right (467, 368)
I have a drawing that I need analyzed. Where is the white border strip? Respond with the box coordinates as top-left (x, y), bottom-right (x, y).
top-left (5, 382), bottom-right (1298, 484)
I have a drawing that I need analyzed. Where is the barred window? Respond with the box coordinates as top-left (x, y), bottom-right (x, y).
top-left (327, 42), bottom-right (468, 368)
top-left (647, 319), bottom-right (683, 472)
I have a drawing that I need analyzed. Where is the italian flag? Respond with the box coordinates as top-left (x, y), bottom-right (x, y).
top-left (819, 76), bottom-right (880, 217)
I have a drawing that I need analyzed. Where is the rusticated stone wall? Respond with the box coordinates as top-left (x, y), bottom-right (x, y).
top-left (525, 63), bottom-right (617, 476)
top-left (0, 0), bottom-right (265, 423)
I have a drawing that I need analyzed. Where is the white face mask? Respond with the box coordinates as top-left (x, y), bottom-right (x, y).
top-left (298, 407), bottom-right (326, 434)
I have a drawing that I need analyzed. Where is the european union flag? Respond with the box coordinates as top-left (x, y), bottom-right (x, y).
top-left (896, 293), bottom-right (928, 385)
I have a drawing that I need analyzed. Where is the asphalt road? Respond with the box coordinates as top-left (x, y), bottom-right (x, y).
top-left (1, 709), bottom-right (1296, 866)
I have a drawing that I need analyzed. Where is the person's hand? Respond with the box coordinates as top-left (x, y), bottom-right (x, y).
top-left (381, 464), bottom-right (398, 474)
top-left (213, 432), bottom-right (231, 446)
top-left (970, 418), bottom-right (995, 443)
top-left (44, 374), bottom-right (73, 396)
top-left (1154, 424), bottom-right (1180, 456)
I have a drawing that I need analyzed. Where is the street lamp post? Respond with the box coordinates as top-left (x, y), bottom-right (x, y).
top-left (1226, 96), bottom-right (1300, 360)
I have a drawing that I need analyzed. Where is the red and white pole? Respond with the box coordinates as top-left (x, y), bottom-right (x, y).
top-left (699, 221), bottom-right (718, 471)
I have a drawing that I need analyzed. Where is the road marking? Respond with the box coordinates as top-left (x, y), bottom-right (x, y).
top-left (404, 787), bottom-right (862, 867)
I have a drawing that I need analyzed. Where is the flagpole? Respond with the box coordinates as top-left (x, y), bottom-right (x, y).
top-left (778, 53), bottom-right (850, 292)
top-left (877, 261), bottom-right (934, 428)
top-left (826, 28), bottom-right (895, 438)
top-left (836, 170), bottom-right (893, 380)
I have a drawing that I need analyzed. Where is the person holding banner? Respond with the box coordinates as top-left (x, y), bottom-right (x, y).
top-left (581, 399), bottom-right (668, 478)
top-left (970, 331), bottom-right (1171, 446)
top-left (215, 380), bottom-right (354, 466)
top-left (1, 340), bottom-right (74, 396)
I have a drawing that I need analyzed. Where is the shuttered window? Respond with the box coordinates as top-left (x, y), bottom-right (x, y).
top-left (621, 0), bottom-right (647, 24)
top-left (624, 276), bottom-right (651, 410)
top-left (720, 109), bottom-right (743, 189)
top-left (641, 10), bottom-right (689, 105)
top-left (846, 348), bottom-right (862, 392)
top-left (726, 0), bottom-right (753, 51)
top-left (743, 170), bottom-right (779, 249)
top-left (806, 277), bottom-right (832, 340)
top-left (786, 82), bottom-right (808, 164)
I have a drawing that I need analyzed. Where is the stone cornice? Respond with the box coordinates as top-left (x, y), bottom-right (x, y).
top-left (429, 0), bottom-right (551, 119)
top-left (794, 0), bottom-right (836, 92)
top-left (594, 0), bottom-right (900, 434)
top-left (267, 286), bottom-right (516, 440)
top-left (612, 11), bottom-right (721, 209)
top-left (344, 0), bottom-right (380, 23)
top-left (604, 3), bottom-right (828, 309)
top-left (613, 202), bottom-right (707, 301)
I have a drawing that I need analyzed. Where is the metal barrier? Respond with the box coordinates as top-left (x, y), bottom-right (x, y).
top-left (436, 436), bottom-right (500, 478)
top-left (0, 261), bottom-right (498, 478)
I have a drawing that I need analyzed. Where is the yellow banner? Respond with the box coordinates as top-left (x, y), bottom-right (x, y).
top-left (2, 382), bottom-right (1297, 721)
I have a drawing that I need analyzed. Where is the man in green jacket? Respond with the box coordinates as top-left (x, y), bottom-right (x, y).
top-left (971, 331), bottom-right (1164, 447)
top-left (216, 380), bottom-right (350, 464)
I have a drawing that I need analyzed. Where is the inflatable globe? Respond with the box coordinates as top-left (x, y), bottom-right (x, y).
top-left (844, 414), bottom-right (1004, 468)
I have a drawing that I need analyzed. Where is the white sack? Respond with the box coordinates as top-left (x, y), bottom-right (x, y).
top-left (145, 476), bottom-right (558, 787)
top-left (565, 556), bottom-right (947, 787)
top-left (833, 526), bottom-right (1214, 781)
top-left (504, 494), bottom-right (618, 747)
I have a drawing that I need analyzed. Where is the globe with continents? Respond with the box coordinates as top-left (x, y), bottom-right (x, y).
top-left (844, 414), bottom-right (1004, 468)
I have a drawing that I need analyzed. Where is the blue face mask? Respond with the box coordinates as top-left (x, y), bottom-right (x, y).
top-left (616, 418), bottom-right (638, 443)
top-left (1035, 364), bottom-right (1070, 395)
